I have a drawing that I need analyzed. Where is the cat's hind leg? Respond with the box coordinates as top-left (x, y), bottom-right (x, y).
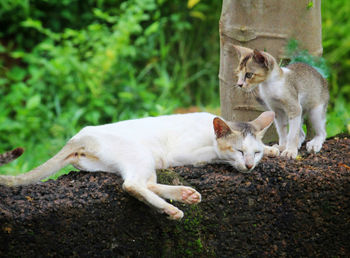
top-left (123, 177), bottom-right (184, 220)
top-left (147, 173), bottom-right (201, 205)
top-left (121, 164), bottom-right (186, 220)
top-left (306, 104), bottom-right (327, 153)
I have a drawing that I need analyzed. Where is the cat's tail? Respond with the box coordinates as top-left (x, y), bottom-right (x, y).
top-left (0, 147), bottom-right (24, 167)
top-left (0, 142), bottom-right (77, 186)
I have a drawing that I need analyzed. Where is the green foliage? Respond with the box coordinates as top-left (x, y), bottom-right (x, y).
top-left (286, 39), bottom-right (329, 79)
top-left (0, 0), bottom-right (349, 177)
top-left (322, 0), bottom-right (350, 136)
top-left (0, 0), bottom-right (221, 176)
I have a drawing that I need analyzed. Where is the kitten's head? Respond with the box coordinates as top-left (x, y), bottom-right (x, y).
top-left (213, 111), bottom-right (274, 173)
top-left (233, 45), bottom-right (275, 92)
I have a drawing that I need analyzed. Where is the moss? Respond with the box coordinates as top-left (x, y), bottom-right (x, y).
top-left (169, 205), bottom-right (215, 257)
top-left (156, 169), bottom-right (214, 256)
top-left (156, 168), bottom-right (189, 186)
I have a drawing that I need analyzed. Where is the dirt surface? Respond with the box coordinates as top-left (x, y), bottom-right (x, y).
top-left (0, 135), bottom-right (349, 257)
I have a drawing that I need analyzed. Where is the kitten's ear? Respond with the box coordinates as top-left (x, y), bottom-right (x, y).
top-left (233, 45), bottom-right (252, 60)
top-left (213, 117), bottom-right (232, 138)
top-left (250, 111), bottom-right (275, 139)
top-left (253, 49), bottom-right (269, 68)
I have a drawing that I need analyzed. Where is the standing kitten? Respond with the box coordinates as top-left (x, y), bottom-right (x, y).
top-left (0, 147), bottom-right (24, 166)
top-left (233, 45), bottom-right (329, 159)
top-left (0, 112), bottom-right (276, 220)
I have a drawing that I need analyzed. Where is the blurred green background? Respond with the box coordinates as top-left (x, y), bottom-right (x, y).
top-left (0, 0), bottom-right (349, 177)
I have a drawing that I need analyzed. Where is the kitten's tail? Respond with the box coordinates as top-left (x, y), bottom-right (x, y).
top-left (0, 143), bottom-right (76, 186)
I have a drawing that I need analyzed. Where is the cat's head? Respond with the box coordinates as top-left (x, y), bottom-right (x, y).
top-left (233, 45), bottom-right (276, 92)
top-left (213, 111), bottom-right (274, 173)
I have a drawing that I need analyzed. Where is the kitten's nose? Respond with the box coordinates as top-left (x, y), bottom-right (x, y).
top-left (236, 79), bottom-right (244, 88)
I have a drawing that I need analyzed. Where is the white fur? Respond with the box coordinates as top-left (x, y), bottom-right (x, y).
top-left (0, 112), bottom-right (275, 220)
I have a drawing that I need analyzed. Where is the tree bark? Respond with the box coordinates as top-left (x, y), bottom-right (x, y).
top-left (0, 136), bottom-right (349, 257)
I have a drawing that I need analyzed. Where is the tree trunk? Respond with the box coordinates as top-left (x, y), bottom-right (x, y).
top-left (219, 0), bottom-right (322, 142)
top-left (0, 136), bottom-right (349, 257)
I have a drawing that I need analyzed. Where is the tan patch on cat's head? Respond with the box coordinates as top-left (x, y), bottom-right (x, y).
top-left (216, 133), bottom-right (239, 153)
top-left (215, 121), bottom-right (257, 152)
top-left (233, 46), bottom-right (276, 92)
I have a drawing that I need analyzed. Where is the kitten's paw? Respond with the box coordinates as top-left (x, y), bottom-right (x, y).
top-left (306, 139), bottom-right (323, 153)
top-left (181, 187), bottom-right (201, 204)
top-left (163, 205), bottom-right (184, 220)
top-left (273, 144), bottom-right (286, 152)
top-left (264, 146), bottom-right (280, 157)
top-left (281, 148), bottom-right (298, 159)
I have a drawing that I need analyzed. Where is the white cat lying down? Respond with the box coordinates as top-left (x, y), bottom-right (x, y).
top-left (0, 112), bottom-right (278, 220)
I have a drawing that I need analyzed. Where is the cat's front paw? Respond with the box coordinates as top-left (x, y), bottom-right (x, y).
top-left (281, 148), bottom-right (298, 159)
top-left (181, 187), bottom-right (201, 204)
top-left (264, 146), bottom-right (280, 157)
top-left (163, 205), bottom-right (184, 220)
top-left (306, 139), bottom-right (323, 153)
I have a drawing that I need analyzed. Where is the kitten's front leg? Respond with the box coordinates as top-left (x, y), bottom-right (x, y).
top-left (281, 114), bottom-right (302, 159)
top-left (273, 111), bottom-right (288, 152)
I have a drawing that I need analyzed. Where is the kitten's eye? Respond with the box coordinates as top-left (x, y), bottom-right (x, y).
top-left (245, 72), bottom-right (253, 79)
top-left (237, 150), bottom-right (244, 155)
top-left (254, 151), bottom-right (261, 155)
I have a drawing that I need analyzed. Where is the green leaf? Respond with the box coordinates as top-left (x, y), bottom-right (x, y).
top-left (307, 1), bottom-right (314, 10)
top-left (26, 95), bottom-right (41, 109)
top-left (6, 66), bottom-right (27, 81)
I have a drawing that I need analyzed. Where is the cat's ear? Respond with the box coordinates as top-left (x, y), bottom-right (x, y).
top-left (253, 49), bottom-right (269, 68)
top-left (233, 45), bottom-right (252, 60)
top-left (213, 117), bottom-right (232, 138)
top-left (250, 111), bottom-right (275, 139)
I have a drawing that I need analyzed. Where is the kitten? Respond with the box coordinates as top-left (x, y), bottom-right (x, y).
top-left (0, 147), bottom-right (24, 166)
top-left (233, 45), bottom-right (329, 159)
top-left (0, 112), bottom-right (276, 220)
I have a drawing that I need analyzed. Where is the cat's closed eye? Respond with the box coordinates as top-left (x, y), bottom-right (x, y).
top-left (254, 151), bottom-right (261, 155)
top-left (245, 72), bottom-right (254, 79)
top-left (236, 149), bottom-right (244, 155)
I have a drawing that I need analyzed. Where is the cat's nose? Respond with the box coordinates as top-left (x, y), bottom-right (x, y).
top-left (236, 79), bottom-right (244, 88)
top-left (245, 163), bottom-right (253, 170)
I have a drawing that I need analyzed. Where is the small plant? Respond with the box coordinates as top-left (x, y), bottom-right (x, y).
top-left (285, 39), bottom-right (329, 78)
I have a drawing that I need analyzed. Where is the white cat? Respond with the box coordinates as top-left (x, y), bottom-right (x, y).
top-left (0, 112), bottom-right (277, 220)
